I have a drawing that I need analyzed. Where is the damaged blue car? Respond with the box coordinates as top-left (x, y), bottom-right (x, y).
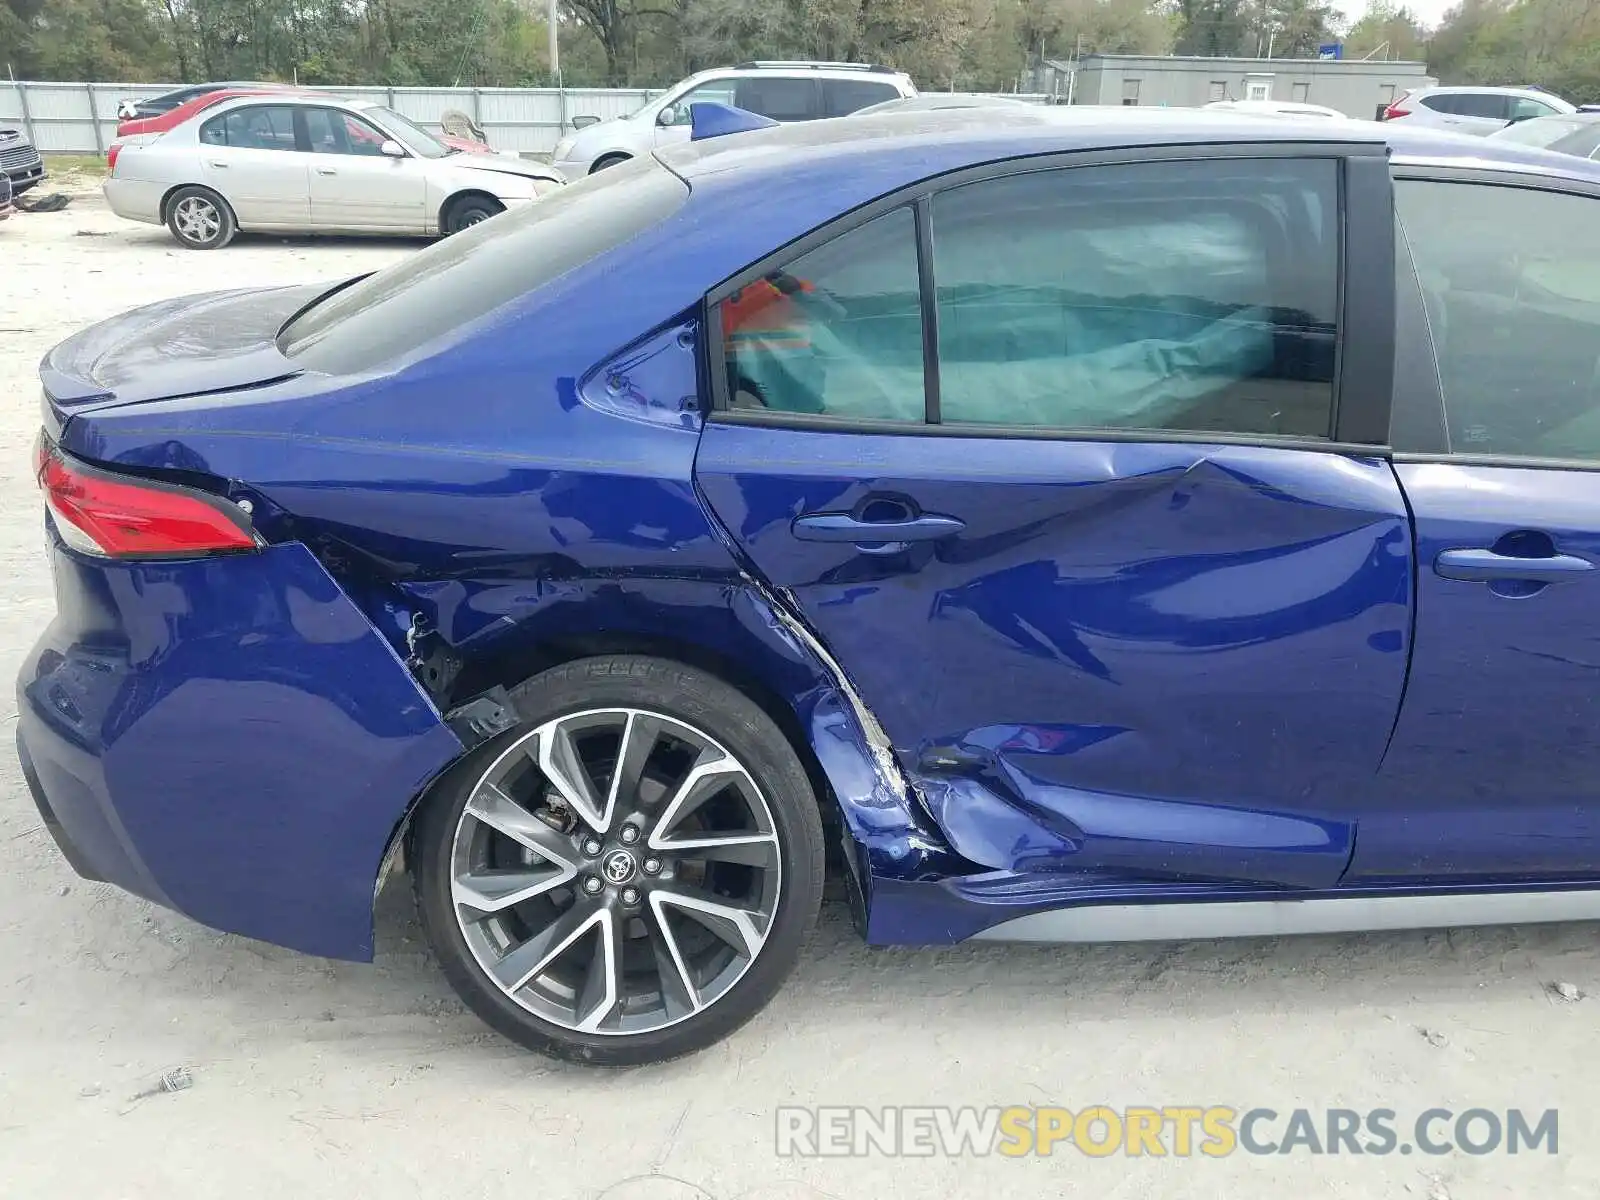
top-left (21, 104), bottom-right (1600, 1064)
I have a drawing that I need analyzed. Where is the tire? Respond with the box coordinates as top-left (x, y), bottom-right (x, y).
top-left (443, 194), bottom-right (504, 234)
top-left (165, 185), bottom-right (235, 250)
top-left (413, 655), bottom-right (825, 1065)
top-left (590, 153), bottom-right (632, 174)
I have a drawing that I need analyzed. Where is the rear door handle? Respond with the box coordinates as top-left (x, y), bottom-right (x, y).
top-left (1435, 548), bottom-right (1594, 583)
top-left (207, 160), bottom-right (229, 168)
top-left (315, 167), bottom-right (337, 175)
top-left (792, 513), bottom-right (965, 544)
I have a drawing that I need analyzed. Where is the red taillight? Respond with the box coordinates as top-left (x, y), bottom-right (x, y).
top-left (106, 143), bottom-right (121, 173)
top-left (1382, 93), bottom-right (1412, 121)
top-left (36, 439), bottom-right (258, 559)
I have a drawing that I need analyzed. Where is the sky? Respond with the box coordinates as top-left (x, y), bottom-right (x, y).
top-left (1342, 0), bottom-right (1455, 29)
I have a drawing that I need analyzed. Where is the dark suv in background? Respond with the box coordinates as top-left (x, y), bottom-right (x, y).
top-left (0, 124), bottom-right (45, 196)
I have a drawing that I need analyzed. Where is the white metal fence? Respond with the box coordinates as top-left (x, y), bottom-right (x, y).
top-left (1, 80), bottom-right (1051, 157)
top-left (0, 81), bottom-right (659, 156)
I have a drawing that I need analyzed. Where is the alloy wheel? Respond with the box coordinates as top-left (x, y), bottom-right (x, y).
top-left (449, 708), bottom-right (783, 1036)
top-left (173, 195), bottom-right (220, 244)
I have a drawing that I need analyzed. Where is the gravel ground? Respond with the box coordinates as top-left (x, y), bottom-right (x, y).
top-left (2, 190), bottom-right (1599, 1200)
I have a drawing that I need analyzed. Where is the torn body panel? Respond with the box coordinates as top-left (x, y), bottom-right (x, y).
top-left (695, 423), bottom-right (1414, 896)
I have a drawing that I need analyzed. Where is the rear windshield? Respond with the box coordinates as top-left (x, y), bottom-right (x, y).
top-left (280, 155), bottom-right (689, 374)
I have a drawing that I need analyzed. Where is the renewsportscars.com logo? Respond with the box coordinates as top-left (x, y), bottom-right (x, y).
top-left (775, 1106), bottom-right (1559, 1158)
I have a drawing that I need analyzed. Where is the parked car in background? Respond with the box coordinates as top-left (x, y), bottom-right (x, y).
top-left (104, 95), bottom-right (563, 248)
top-left (1204, 99), bottom-right (1347, 119)
top-left (1488, 111), bottom-right (1600, 160)
top-left (109, 88), bottom-right (496, 171)
top-left (0, 172), bottom-right (13, 221)
top-left (0, 125), bottom-right (45, 195)
top-left (851, 93), bottom-right (1035, 116)
top-left (1381, 85), bottom-right (1576, 134)
top-left (25, 105), bottom-right (1600, 1066)
top-left (550, 61), bottom-right (917, 176)
top-left (115, 82), bottom-right (293, 121)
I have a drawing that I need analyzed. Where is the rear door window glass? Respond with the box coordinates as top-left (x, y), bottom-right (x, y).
top-left (928, 158), bottom-right (1340, 437)
top-left (201, 106), bottom-right (298, 150)
top-left (1457, 92), bottom-right (1511, 119)
top-left (733, 77), bottom-right (819, 121)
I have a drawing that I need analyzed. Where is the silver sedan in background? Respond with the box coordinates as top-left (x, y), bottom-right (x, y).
top-left (105, 95), bottom-right (565, 249)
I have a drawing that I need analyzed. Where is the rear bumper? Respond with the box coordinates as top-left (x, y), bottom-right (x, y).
top-left (17, 523), bottom-right (464, 959)
top-left (102, 177), bottom-right (164, 225)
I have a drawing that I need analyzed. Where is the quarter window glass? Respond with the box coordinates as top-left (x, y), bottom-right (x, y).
top-left (1420, 94), bottom-right (1462, 114)
top-left (1396, 180), bottom-right (1600, 459)
top-left (929, 159), bottom-right (1339, 436)
top-left (733, 77), bottom-right (817, 121)
top-left (825, 79), bottom-right (901, 116)
top-left (200, 106), bottom-right (297, 150)
top-left (719, 207), bottom-right (924, 421)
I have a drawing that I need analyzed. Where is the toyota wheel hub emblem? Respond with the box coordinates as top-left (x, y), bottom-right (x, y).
top-left (601, 850), bottom-right (637, 885)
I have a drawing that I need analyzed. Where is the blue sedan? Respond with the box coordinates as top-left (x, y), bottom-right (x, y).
top-left (18, 105), bottom-right (1600, 1065)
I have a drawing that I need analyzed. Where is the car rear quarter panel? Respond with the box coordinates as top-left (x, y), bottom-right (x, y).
top-left (18, 532), bottom-right (463, 960)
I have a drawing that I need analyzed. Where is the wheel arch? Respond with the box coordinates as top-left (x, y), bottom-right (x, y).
top-left (373, 582), bottom-right (964, 938)
top-left (589, 151), bottom-right (633, 174)
top-left (438, 188), bottom-right (503, 234)
top-left (382, 625), bottom-right (837, 890)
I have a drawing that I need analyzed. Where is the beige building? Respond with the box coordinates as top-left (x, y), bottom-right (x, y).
top-left (1031, 54), bottom-right (1437, 119)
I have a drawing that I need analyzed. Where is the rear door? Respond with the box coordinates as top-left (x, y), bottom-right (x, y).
top-left (198, 104), bottom-right (310, 227)
top-left (696, 146), bottom-right (1411, 888)
top-left (1354, 169), bottom-right (1600, 880)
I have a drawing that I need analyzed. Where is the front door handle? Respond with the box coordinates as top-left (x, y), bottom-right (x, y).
top-left (207, 160), bottom-right (229, 168)
top-left (792, 512), bottom-right (965, 545)
top-left (1435, 548), bottom-right (1594, 583)
top-left (315, 166), bottom-right (337, 175)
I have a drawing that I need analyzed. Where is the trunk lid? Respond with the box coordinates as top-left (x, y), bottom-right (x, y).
top-left (39, 284), bottom-right (325, 426)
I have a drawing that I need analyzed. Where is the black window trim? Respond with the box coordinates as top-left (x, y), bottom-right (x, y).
top-left (1388, 164), bottom-right (1600, 469)
top-left (702, 139), bottom-right (1396, 455)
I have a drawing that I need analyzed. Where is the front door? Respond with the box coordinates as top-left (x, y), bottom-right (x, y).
top-left (696, 150), bottom-right (1409, 889)
top-left (302, 107), bottom-right (428, 232)
top-left (197, 104), bottom-right (309, 227)
top-left (1354, 172), bottom-right (1600, 879)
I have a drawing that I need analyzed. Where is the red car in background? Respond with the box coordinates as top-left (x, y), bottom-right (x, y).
top-left (108, 88), bottom-right (494, 170)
